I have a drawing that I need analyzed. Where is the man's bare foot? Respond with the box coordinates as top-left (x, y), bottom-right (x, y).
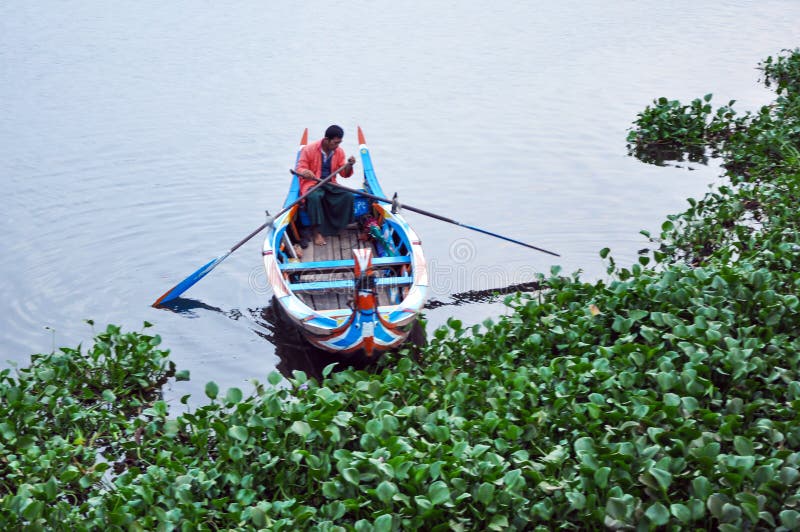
top-left (313, 233), bottom-right (327, 246)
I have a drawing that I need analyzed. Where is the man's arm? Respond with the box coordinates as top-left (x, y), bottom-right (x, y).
top-left (296, 145), bottom-right (317, 179)
top-left (339, 151), bottom-right (356, 178)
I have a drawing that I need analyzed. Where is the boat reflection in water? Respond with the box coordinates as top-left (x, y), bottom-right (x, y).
top-left (252, 298), bottom-right (426, 382)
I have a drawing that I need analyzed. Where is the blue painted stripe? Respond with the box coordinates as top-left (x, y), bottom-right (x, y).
top-left (359, 144), bottom-right (386, 198)
top-left (279, 256), bottom-right (410, 272)
top-left (374, 322), bottom-right (398, 343)
top-left (288, 276), bottom-right (413, 292)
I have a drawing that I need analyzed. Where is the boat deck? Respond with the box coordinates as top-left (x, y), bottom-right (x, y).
top-left (289, 227), bottom-right (405, 310)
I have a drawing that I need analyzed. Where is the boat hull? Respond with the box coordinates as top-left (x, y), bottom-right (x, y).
top-left (262, 128), bottom-right (427, 359)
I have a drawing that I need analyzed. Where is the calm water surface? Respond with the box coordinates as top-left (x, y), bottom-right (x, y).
top-left (2, 1), bottom-right (799, 399)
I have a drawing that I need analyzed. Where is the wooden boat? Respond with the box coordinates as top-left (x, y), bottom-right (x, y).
top-left (262, 127), bottom-right (428, 359)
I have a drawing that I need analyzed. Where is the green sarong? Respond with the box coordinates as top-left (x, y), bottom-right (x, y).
top-left (305, 185), bottom-right (354, 236)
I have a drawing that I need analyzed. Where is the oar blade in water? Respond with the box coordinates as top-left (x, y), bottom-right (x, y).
top-left (152, 254), bottom-right (227, 307)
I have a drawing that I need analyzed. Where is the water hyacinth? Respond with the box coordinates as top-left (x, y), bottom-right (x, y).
top-left (2, 49), bottom-right (800, 529)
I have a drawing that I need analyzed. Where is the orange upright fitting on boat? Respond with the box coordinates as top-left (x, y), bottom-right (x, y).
top-left (352, 248), bottom-right (377, 356)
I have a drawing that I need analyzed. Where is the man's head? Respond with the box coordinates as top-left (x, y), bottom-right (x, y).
top-left (322, 125), bottom-right (344, 151)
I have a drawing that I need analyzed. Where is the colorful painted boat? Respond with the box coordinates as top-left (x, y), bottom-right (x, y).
top-left (262, 127), bottom-right (428, 359)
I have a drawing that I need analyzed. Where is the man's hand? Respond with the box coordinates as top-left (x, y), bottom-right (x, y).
top-left (347, 156), bottom-right (356, 167)
top-left (300, 169), bottom-right (316, 179)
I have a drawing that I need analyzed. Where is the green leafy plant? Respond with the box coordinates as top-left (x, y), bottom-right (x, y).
top-left (626, 93), bottom-right (742, 164)
top-left (760, 48), bottom-right (800, 96)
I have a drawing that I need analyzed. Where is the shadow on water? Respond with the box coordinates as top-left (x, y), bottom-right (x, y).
top-left (424, 280), bottom-right (541, 309)
top-left (154, 297), bottom-right (227, 318)
top-left (627, 143), bottom-right (710, 168)
top-left (248, 302), bottom-right (382, 382)
top-left (156, 280), bottom-right (539, 380)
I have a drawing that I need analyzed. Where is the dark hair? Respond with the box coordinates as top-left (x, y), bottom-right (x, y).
top-left (324, 125), bottom-right (344, 139)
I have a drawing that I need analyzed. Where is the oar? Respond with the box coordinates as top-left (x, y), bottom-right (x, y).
top-left (152, 163), bottom-right (352, 307)
top-left (289, 170), bottom-right (560, 257)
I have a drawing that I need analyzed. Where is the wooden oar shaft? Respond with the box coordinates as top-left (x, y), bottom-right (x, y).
top-left (152, 163), bottom-right (351, 307)
top-left (227, 163), bottom-right (350, 254)
top-left (290, 170), bottom-right (560, 257)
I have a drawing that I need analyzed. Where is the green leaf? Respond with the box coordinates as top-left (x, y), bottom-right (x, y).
top-left (645, 502), bottom-right (670, 526)
top-left (663, 393), bottom-right (681, 407)
top-left (322, 481), bottom-right (341, 499)
top-left (343, 468), bottom-right (360, 486)
top-left (780, 466), bottom-right (799, 485)
top-left (22, 500), bottom-right (44, 522)
top-left (688, 498), bottom-right (705, 520)
top-left (600, 247), bottom-right (611, 259)
top-left (374, 514), bottom-right (393, 532)
top-left (228, 425), bottom-right (249, 442)
top-left (268, 371), bottom-right (282, 386)
top-left (594, 466), bottom-right (611, 488)
top-left (542, 445), bottom-right (566, 464)
top-left (174, 369), bottom-right (190, 381)
top-left (476, 482), bottom-right (495, 505)
top-left (290, 421), bottom-right (311, 438)
top-left (229, 446), bottom-right (243, 461)
top-left (102, 389), bottom-right (116, 402)
top-left (376, 481), bottom-right (397, 504)
top-left (707, 493), bottom-right (727, 518)
top-left (250, 507), bottom-right (266, 528)
top-left (780, 509), bottom-right (800, 529)
top-left (488, 514), bottom-right (509, 531)
top-left (428, 480), bottom-right (450, 505)
top-left (322, 363), bottom-right (338, 378)
top-left (225, 387), bottom-right (243, 405)
top-left (366, 419), bottom-right (383, 436)
top-left (692, 476), bottom-right (712, 499)
top-left (606, 497), bottom-right (630, 521)
top-left (671, 503), bottom-right (691, 523)
top-left (733, 435), bottom-right (754, 456)
top-left (566, 491), bottom-right (586, 510)
top-left (681, 396), bottom-right (699, 413)
top-left (43, 477), bottom-right (58, 501)
top-left (414, 495), bottom-right (432, 512)
top-left (649, 467), bottom-right (672, 490)
top-left (163, 419), bottom-right (180, 437)
top-left (574, 436), bottom-right (594, 453)
top-left (721, 503), bottom-right (741, 522)
top-left (205, 381), bottom-right (219, 400)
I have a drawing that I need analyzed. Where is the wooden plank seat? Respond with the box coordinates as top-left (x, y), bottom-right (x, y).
top-left (279, 255), bottom-right (411, 272)
top-left (288, 276), bottom-right (414, 293)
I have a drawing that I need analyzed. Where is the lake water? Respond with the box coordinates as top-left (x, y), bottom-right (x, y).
top-left (2, 1), bottom-right (799, 399)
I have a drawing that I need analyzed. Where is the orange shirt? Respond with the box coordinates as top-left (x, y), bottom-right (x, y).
top-left (295, 139), bottom-right (355, 195)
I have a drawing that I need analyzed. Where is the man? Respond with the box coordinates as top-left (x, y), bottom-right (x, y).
top-left (296, 125), bottom-right (357, 246)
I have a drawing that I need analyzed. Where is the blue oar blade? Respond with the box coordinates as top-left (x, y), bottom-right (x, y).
top-left (152, 254), bottom-right (228, 307)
